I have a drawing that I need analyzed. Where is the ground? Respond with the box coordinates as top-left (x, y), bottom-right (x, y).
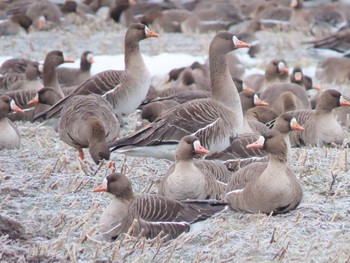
top-left (0, 17), bottom-right (350, 262)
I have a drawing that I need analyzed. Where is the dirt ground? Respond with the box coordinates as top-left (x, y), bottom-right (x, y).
top-left (1, 16), bottom-right (350, 263)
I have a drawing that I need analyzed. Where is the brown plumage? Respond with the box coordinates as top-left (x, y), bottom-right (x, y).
top-left (315, 57), bottom-right (350, 84)
top-left (33, 23), bottom-right (158, 121)
top-left (0, 58), bottom-right (36, 75)
top-left (289, 89), bottom-right (350, 147)
top-left (158, 135), bottom-right (231, 201)
top-left (56, 51), bottom-right (94, 87)
top-left (110, 32), bottom-right (250, 160)
top-left (0, 14), bottom-right (32, 36)
top-left (224, 129), bottom-right (303, 214)
top-left (93, 172), bottom-right (226, 241)
top-left (58, 94), bottom-right (119, 164)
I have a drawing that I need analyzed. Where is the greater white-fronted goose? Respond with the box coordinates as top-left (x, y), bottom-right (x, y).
top-left (93, 172), bottom-right (226, 241)
top-left (0, 58), bottom-right (36, 75)
top-left (244, 59), bottom-right (289, 94)
top-left (289, 89), bottom-right (350, 147)
top-left (260, 83), bottom-right (311, 114)
top-left (7, 62), bottom-right (42, 92)
top-left (158, 135), bottom-right (231, 201)
top-left (148, 9), bottom-right (192, 33)
top-left (224, 129), bottom-right (303, 214)
top-left (290, 66), bottom-right (320, 91)
top-left (239, 90), bottom-right (269, 134)
top-left (315, 57), bottom-right (350, 84)
top-left (208, 112), bottom-right (304, 164)
top-left (245, 106), bottom-right (279, 126)
top-left (303, 28), bottom-right (350, 55)
top-left (0, 14), bottom-right (32, 36)
top-left (110, 32), bottom-right (250, 160)
top-left (141, 100), bottom-right (179, 123)
top-left (58, 94), bottom-right (119, 164)
top-left (0, 95), bottom-right (24, 149)
top-left (56, 51), bottom-right (94, 87)
top-left (33, 23), bottom-right (158, 122)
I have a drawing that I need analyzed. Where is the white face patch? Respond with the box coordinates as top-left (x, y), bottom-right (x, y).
top-left (38, 63), bottom-right (44, 73)
top-left (193, 140), bottom-right (202, 151)
top-left (144, 25), bottom-right (149, 35)
top-left (232, 36), bottom-right (238, 46)
top-left (10, 100), bottom-right (16, 111)
top-left (253, 94), bottom-right (259, 105)
top-left (290, 117), bottom-right (297, 128)
top-left (257, 135), bottom-right (265, 146)
top-left (86, 53), bottom-right (94, 63)
top-left (294, 72), bottom-right (302, 81)
top-left (102, 177), bottom-right (108, 191)
top-left (278, 61), bottom-right (286, 71)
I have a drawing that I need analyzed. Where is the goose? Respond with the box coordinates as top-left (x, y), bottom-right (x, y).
top-left (0, 14), bottom-right (32, 36)
top-left (7, 62), bottom-right (42, 92)
top-left (245, 106), bottom-right (279, 126)
top-left (239, 90), bottom-right (269, 134)
top-left (209, 112), bottom-right (304, 164)
top-left (0, 95), bottom-right (24, 149)
top-left (32, 23), bottom-right (159, 121)
top-left (109, 32), bottom-right (250, 160)
top-left (93, 172), bottom-right (226, 241)
top-left (141, 100), bottom-right (179, 123)
top-left (290, 66), bottom-right (320, 91)
top-left (158, 135), bottom-right (232, 201)
top-left (260, 83), bottom-right (311, 114)
top-left (0, 58), bottom-right (37, 75)
top-left (244, 59), bottom-right (289, 94)
top-left (56, 51), bottom-right (94, 87)
top-left (315, 57), bottom-right (350, 84)
top-left (224, 129), bottom-right (303, 214)
top-left (58, 94), bottom-right (119, 164)
top-left (289, 89), bottom-right (350, 147)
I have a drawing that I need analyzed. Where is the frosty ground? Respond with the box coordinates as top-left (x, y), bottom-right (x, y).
top-left (0, 20), bottom-right (350, 262)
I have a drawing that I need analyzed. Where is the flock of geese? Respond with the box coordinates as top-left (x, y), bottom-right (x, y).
top-left (2, 0), bottom-right (350, 242)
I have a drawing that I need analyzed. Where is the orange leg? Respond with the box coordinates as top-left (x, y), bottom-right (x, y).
top-left (78, 149), bottom-right (85, 160)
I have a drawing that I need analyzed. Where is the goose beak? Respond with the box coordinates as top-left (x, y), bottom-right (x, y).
top-left (10, 100), bottom-right (24, 113)
top-left (290, 117), bottom-right (304, 131)
top-left (193, 140), bottom-right (209, 154)
top-left (64, 56), bottom-right (75, 63)
top-left (278, 62), bottom-right (288, 74)
top-left (254, 94), bottom-right (269, 106)
top-left (294, 72), bottom-right (302, 81)
top-left (312, 85), bottom-right (320, 91)
top-left (145, 26), bottom-right (159, 38)
top-left (290, 0), bottom-right (298, 8)
top-left (27, 94), bottom-right (39, 105)
top-left (246, 136), bottom-right (265, 149)
top-left (92, 184), bottom-right (107, 192)
top-left (242, 86), bottom-right (254, 93)
top-left (232, 36), bottom-right (251, 48)
top-left (340, 96), bottom-right (350, 106)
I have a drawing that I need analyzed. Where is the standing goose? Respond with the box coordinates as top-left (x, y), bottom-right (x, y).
top-left (0, 95), bottom-right (24, 149)
top-left (289, 89), bottom-right (350, 147)
top-left (32, 23), bottom-right (159, 121)
top-left (224, 130), bottom-right (303, 214)
top-left (58, 94), bottom-right (119, 164)
top-left (110, 32), bottom-right (250, 160)
top-left (158, 135), bottom-right (232, 201)
top-left (56, 51), bottom-right (94, 87)
top-left (209, 113), bottom-right (304, 165)
top-left (93, 172), bottom-right (226, 241)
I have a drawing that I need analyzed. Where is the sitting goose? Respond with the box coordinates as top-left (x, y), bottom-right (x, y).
top-left (224, 130), bottom-right (303, 214)
top-left (290, 67), bottom-right (320, 92)
top-left (0, 14), bottom-right (32, 36)
top-left (0, 95), bottom-right (24, 149)
top-left (58, 94), bottom-right (119, 164)
top-left (7, 62), bottom-right (42, 91)
top-left (33, 23), bottom-right (159, 121)
top-left (289, 89), bottom-right (350, 147)
top-left (56, 51), bottom-right (94, 87)
top-left (0, 58), bottom-right (37, 75)
top-left (93, 172), bottom-right (226, 241)
top-left (158, 135), bottom-right (232, 201)
top-left (110, 32), bottom-right (250, 160)
top-left (209, 113), bottom-right (304, 167)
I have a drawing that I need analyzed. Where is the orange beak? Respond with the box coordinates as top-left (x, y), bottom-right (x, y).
top-left (232, 36), bottom-right (251, 48)
top-left (312, 85), bottom-right (320, 91)
top-left (27, 94), bottom-right (39, 106)
top-left (290, 0), bottom-right (298, 8)
top-left (340, 96), bottom-right (350, 106)
top-left (246, 136), bottom-right (265, 149)
top-left (278, 62), bottom-right (289, 74)
top-left (243, 86), bottom-right (254, 93)
top-left (64, 56), bottom-right (75, 63)
top-left (193, 140), bottom-right (209, 154)
top-left (92, 184), bottom-right (107, 192)
top-left (254, 94), bottom-right (269, 106)
top-left (294, 72), bottom-right (302, 82)
top-left (145, 26), bottom-right (159, 38)
top-left (290, 117), bottom-right (304, 131)
top-left (10, 100), bottom-right (24, 113)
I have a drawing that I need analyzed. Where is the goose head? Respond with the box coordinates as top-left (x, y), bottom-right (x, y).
top-left (265, 59), bottom-right (289, 80)
top-left (0, 95), bottom-right (24, 115)
top-left (240, 91), bottom-right (268, 113)
top-left (316, 89), bottom-right (350, 112)
top-left (209, 32), bottom-right (250, 56)
top-left (247, 130), bottom-right (287, 157)
top-left (93, 173), bottom-right (134, 200)
top-left (27, 87), bottom-right (63, 106)
top-left (43, 50), bottom-right (74, 69)
top-left (125, 23), bottom-right (159, 44)
top-left (274, 113), bottom-right (304, 134)
top-left (175, 135), bottom-right (209, 161)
